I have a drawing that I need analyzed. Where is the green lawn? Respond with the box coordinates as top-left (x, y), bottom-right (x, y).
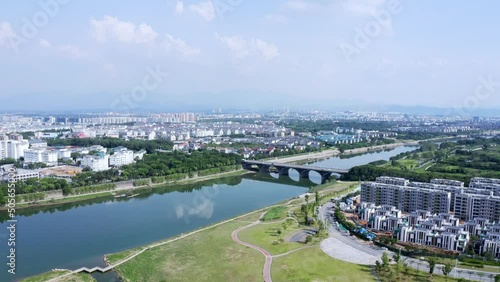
top-left (16, 192), bottom-right (113, 209)
top-left (272, 246), bottom-right (374, 282)
top-left (237, 221), bottom-right (309, 256)
top-left (110, 218), bottom-right (264, 282)
top-left (21, 270), bottom-right (96, 282)
top-left (262, 206), bottom-right (288, 221)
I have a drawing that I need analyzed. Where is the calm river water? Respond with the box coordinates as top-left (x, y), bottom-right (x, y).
top-left (0, 146), bottom-right (417, 281)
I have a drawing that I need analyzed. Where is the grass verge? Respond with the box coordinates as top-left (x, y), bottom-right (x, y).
top-left (272, 246), bottom-right (374, 282)
top-left (21, 270), bottom-right (96, 282)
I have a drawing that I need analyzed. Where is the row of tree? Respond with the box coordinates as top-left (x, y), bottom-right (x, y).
top-left (47, 137), bottom-right (173, 154)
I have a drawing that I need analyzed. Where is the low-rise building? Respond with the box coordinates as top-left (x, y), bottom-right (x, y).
top-left (81, 153), bottom-right (109, 172)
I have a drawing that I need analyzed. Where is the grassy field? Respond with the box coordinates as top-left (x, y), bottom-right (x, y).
top-left (272, 246), bottom-right (374, 282)
top-left (21, 270), bottom-right (96, 282)
top-left (109, 214), bottom-right (265, 282)
top-left (261, 206), bottom-right (288, 221)
top-left (378, 265), bottom-right (487, 282)
top-left (237, 221), bottom-right (309, 256)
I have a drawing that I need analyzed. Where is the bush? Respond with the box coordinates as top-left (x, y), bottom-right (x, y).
top-left (133, 179), bottom-right (150, 187)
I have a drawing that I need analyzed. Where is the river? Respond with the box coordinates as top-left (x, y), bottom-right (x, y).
top-left (0, 145), bottom-right (417, 281)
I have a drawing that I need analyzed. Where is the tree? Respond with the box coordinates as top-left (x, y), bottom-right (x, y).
top-left (305, 194), bottom-right (309, 204)
top-left (427, 257), bottom-right (437, 276)
top-left (381, 252), bottom-right (390, 270)
top-left (375, 260), bottom-right (383, 274)
top-left (305, 235), bottom-right (312, 244)
top-left (315, 191), bottom-right (319, 203)
top-left (495, 274), bottom-right (500, 282)
top-left (468, 270), bottom-right (474, 280)
top-left (477, 271), bottom-right (485, 281)
top-left (393, 252), bottom-right (401, 264)
top-left (442, 262), bottom-right (453, 281)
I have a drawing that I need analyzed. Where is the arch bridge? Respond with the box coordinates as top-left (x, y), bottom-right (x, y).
top-left (241, 159), bottom-right (349, 184)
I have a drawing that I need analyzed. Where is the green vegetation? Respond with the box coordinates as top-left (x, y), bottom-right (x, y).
top-left (272, 246), bottom-right (374, 282)
top-left (47, 137), bottom-right (173, 154)
top-left (336, 138), bottom-right (396, 153)
top-left (21, 270), bottom-right (96, 282)
top-left (120, 150), bottom-right (241, 179)
top-left (110, 220), bottom-right (264, 282)
top-left (64, 183), bottom-right (116, 196)
top-left (277, 119), bottom-right (396, 133)
top-left (342, 137), bottom-right (500, 184)
top-left (16, 192), bottom-right (113, 208)
top-left (262, 206), bottom-right (287, 221)
top-left (1, 149), bottom-right (243, 206)
top-left (133, 179), bottom-right (150, 187)
top-left (237, 221), bottom-right (306, 255)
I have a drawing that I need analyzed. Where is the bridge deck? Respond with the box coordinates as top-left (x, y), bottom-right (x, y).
top-left (242, 160), bottom-right (349, 174)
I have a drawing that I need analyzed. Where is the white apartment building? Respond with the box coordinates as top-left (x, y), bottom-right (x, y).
top-left (362, 177), bottom-right (500, 222)
top-left (24, 149), bottom-right (58, 165)
top-left (56, 149), bottom-right (71, 159)
top-left (24, 149), bottom-right (43, 163)
top-left (81, 153), bottom-right (109, 172)
top-left (6, 140), bottom-right (29, 159)
top-left (8, 169), bottom-right (40, 181)
top-left (109, 149), bottom-right (134, 167)
top-left (359, 203), bottom-right (469, 253)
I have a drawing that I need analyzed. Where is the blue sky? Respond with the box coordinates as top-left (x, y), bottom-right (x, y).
top-left (0, 0), bottom-right (499, 112)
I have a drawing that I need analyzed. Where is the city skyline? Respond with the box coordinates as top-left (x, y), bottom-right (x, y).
top-left (1, 0), bottom-right (500, 112)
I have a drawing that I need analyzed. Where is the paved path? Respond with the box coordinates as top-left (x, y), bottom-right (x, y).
top-left (231, 215), bottom-right (273, 282)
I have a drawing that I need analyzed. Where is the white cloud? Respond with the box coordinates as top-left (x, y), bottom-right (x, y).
top-left (344, 0), bottom-right (387, 16)
top-left (215, 33), bottom-right (279, 61)
top-left (165, 34), bottom-right (200, 58)
top-left (189, 1), bottom-right (215, 21)
top-left (286, 0), bottom-right (313, 11)
top-left (0, 22), bottom-right (17, 48)
top-left (90, 16), bottom-right (158, 44)
top-left (57, 44), bottom-right (84, 59)
top-left (261, 14), bottom-right (288, 24)
top-left (39, 39), bottom-right (85, 59)
top-left (251, 39), bottom-right (279, 61)
top-left (175, 0), bottom-right (184, 14)
top-left (39, 39), bottom-right (51, 48)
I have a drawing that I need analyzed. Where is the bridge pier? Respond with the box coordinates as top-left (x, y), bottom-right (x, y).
top-left (242, 163), bottom-right (252, 170)
top-left (259, 165), bottom-right (270, 173)
top-left (296, 169), bottom-right (310, 179)
top-left (320, 172), bottom-right (333, 184)
top-left (276, 167), bottom-right (289, 176)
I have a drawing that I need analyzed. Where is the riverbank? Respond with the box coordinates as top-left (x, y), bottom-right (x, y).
top-left (2, 169), bottom-right (250, 211)
top-left (102, 181), bottom-right (366, 282)
top-left (34, 181), bottom-right (360, 282)
top-left (340, 141), bottom-right (419, 156)
top-left (4, 142), bottom-right (415, 211)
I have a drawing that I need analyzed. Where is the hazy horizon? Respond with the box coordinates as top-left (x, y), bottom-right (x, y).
top-left (1, 0), bottom-right (500, 113)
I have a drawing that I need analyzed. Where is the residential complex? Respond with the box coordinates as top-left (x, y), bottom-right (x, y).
top-left (359, 204), bottom-right (469, 253)
top-left (359, 176), bottom-right (500, 257)
top-left (361, 176), bottom-right (500, 221)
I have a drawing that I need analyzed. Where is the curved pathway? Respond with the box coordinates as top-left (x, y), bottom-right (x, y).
top-left (231, 213), bottom-right (273, 282)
